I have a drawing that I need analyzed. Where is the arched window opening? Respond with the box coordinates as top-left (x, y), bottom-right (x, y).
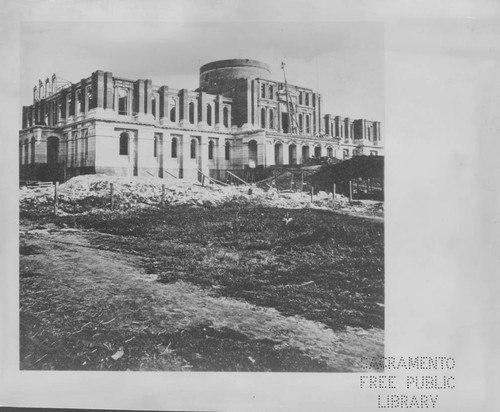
top-left (47, 136), bottom-right (59, 165)
top-left (152, 95), bottom-right (157, 120)
top-left (76, 90), bottom-right (82, 114)
top-left (225, 141), bottom-right (231, 161)
top-left (223, 107), bottom-right (229, 128)
top-left (299, 92), bottom-right (303, 105)
top-left (261, 84), bottom-right (266, 98)
top-left (118, 88), bottom-right (128, 115)
top-left (302, 145), bottom-right (309, 162)
top-left (208, 140), bottom-right (214, 160)
top-left (57, 100), bottom-right (62, 123)
top-left (154, 134), bottom-right (158, 157)
top-left (298, 114), bottom-right (303, 133)
top-left (30, 137), bottom-right (36, 164)
top-left (305, 115), bottom-right (310, 134)
top-left (269, 109), bottom-right (274, 129)
top-left (269, 85), bottom-right (274, 99)
top-left (83, 129), bottom-right (89, 159)
top-left (67, 95), bottom-right (72, 118)
top-left (190, 139), bottom-right (197, 159)
top-left (189, 102), bottom-right (195, 124)
top-left (170, 106), bottom-right (176, 122)
top-left (24, 140), bottom-right (29, 165)
top-left (74, 131), bottom-right (79, 163)
top-left (274, 142), bottom-right (283, 165)
top-left (119, 132), bottom-right (129, 155)
top-left (260, 108), bottom-right (266, 129)
top-left (314, 146), bottom-right (321, 158)
top-left (248, 140), bottom-right (258, 165)
top-left (305, 93), bottom-right (309, 106)
top-left (207, 104), bottom-right (212, 126)
top-left (87, 86), bottom-right (94, 110)
top-left (171, 137), bottom-right (178, 158)
top-left (289, 144), bottom-right (297, 165)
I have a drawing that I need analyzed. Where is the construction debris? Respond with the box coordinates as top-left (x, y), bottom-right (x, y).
top-left (19, 174), bottom-right (383, 218)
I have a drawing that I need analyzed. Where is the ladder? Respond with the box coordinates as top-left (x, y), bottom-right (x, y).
top-left (280, 62), bottom-right (301, 135)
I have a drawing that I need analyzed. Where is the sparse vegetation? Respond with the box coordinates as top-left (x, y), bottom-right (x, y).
top-left (19, 177), bottom-right (384, 371)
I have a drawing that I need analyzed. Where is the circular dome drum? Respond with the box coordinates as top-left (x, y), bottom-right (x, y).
top-left (199, 59), bottom-right (271, 96)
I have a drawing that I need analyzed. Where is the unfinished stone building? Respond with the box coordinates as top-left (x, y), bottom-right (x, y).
top-left (19, 59), bottom-right (383, 182)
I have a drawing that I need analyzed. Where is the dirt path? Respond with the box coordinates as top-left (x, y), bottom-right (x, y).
top-left (20, 227), bottom-right (383, 372)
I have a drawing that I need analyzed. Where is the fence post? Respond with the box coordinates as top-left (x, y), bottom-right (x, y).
top-left (349, 180), bottom-right (353, 202)
top-left (310, 186), bottom-right (314, 203)
top-left (53, 181), bottom-right (59, 216)
top-left (300, 169), bottom-right (304, 192)
top-left (333, 183), bottom-right (336, 201)
top-left (110, 183), bottom-right (114, 210)
top-left (161, 184), bottom-right (165, 207)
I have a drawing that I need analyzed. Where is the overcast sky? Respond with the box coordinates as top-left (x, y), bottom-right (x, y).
top-left (20, 20), bottom-right (384, 122)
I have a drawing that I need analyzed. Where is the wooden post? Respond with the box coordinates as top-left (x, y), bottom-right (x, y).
top-left (110, 183), bottom-right (114, 210)
top-left (161, 184), bottom-right (165, 207)
top-left (349, 180), bottom-right (353, 202)
top-left (333, 183), bottom-right (336, 201)
top-left (300, 169), bottom-right (304, 192)
top-left (310, 186), bottom-right (314, 203)
top-left (53, 181), bottom-right (59, 215)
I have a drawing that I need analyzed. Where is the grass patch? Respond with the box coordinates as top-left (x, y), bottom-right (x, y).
top-left (23, 203), bottom-right (384, 331)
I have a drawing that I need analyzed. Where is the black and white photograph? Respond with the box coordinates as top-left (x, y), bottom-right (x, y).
top-left (18, 19), bottom-right (384, 372)
top-left (1, 0), bottom-right (499, 411)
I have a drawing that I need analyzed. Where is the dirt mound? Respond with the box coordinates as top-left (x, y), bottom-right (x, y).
top-left (19, 175), bottom-right (383, 217)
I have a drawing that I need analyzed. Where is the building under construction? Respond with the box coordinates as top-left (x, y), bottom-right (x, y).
top-left (19, 59), bottom-right (383, 183)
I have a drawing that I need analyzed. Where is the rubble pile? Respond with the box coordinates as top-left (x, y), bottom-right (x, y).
top-left (19, 175), bottom-right (383, 217)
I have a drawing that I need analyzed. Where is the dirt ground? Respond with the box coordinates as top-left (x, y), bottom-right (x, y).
top-left (20, 224), bottom-right (383, 372)
top-left (19, 176), bottom-right (384, 372)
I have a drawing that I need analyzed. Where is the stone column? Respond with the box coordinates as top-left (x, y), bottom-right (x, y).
top-left (199, 92), bottom-right (207, 127)
top-left (344, 118), bottom-right (351, 140)
top-left (199, 135), bottom-right (209, 176)
top-left (324, 114), bottom-right (332, 136)
top-left (180, 134), bottom-right (192, 179)
top-left (145, 79), bottom-right (153, 116)
top-left (92, 70), bottom-right (105, 109)
top-left (39, 80), bottom-right (43, 101)
top-left (134, 80), bottom-right (145, 115)
top-left (282, 142), bottom-right (289, 165)
top-left (216, 95), bottom-right (223, 130)
top-left (265, 140), bottom-right (275, 166)
top-left (71, 84), bottom-right (77, 118)
top-left (178, 90), bottom-right (188, 127)
top-left (159, 86), bottom-right (169, 123)
top-left (22, 106), bottom-right (28, 129)
top-left (81, 79), bottom-right (87, 114)
top-left (226, 104), bottom-right (232, 129)
top-left (193, 98), bottom-right (198, 127)
top-left (104, 72), bottom-right (113, 110)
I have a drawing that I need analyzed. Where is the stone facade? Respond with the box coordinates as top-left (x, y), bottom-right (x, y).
top-left (19, 59), bottom-right (383, 182)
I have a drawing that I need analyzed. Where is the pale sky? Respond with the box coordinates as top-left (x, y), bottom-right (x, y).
top-left (20, 20), bottom-right (384, 122)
